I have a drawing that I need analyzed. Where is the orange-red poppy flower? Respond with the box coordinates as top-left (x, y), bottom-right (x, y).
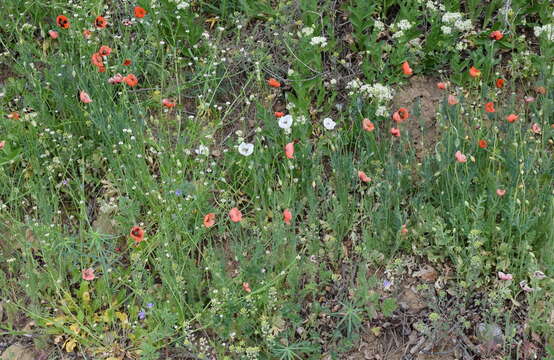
top-left (362, 118), bottom-right (375, 132)
top-left (495, 78), bottom-right (504, 88)
top-left (134, 6), bottom-right (147, 18)
top-left (130, 226), bottom-right (145, 243)
top-left (274, 111), bottom-right (284, 118)
top-left (203, 213), bottom-right (216, 228)
top-left (469, 66), bottom-right (481, 78)
top-left (56, 15), bottom-right (70, 29)
top-left (478, 140), bottom-right (487, 149)
top-left (358, 171), bottom-right (371, 183)
top-left (162, 98), bottom-right (176, 108)
top-left (99, 45), bottom-right (112, 56)
top-left (490, 30), bottom-right (503, 41)
top-left (267, 78), bottom-right (281, 88)
top-left (485, 102), bottom-right (495, 113)
top-left (285, 142), bottom-right (294, 159)
top-left (506, 113), bottom-right (518, 123)
top-left (229, 207), bottom-right (242, 222)
top-left (283, 209), bottom-right (292, 225)
top-left (124, 74), bottom-right (138, 87)
top-left (436, 82), bottom-right (447, 90)
top-left (390, 128), bottom-right (400, 137)
top-left (402, 61), bottom-right (413, 75)
top-left (91, 52), bottom-right (104, 67)
top-left (95, 16), bottom-right (107, 28)
top-left (123, 59), bottom-right (132, 66)
top-left (7, 112), bottom-right (20, 120)
top-left (392, 107), bottom-right (409, 123)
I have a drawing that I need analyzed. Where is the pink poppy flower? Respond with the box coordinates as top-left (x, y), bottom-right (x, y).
top-left (497, 271), bottom-right (512, 281)
top-left (401, 224), bottom-right (408, 235)
top-left (229, 207), bottom-right (242, 223)
top-left (108, 73), bottom-right (124, 84)
top-left (283, 209), bottom-right (292, 225)
top-left (448, 95), bottom-right (459, 105)
top-left (0, 141), bottom-right (5, 150)
top-left (362, 118), bottom-right (375, 132)
top-left (48, 30), bottom-right (59, 39)
top-left (390, 128), bottom-right (400, 137)
top-left (285, 142), bottom-right (294, 159)
top-left (79, 91), bottom-right (92, 103)
top-left (242, 282), bottom-right (252, 293)
top-left (524, 96), bottom-right (535, 103)
top-left (82, 268), bottom-right (95, 281)
top-left (531, 123), bottom-right (541, 134)
top-left (357, 171), bottom-right (371, 183)
top-left (455, 151), bottom-right (467, 163)
top-left (203, 213), bottom-right (215, 228)
top-left (496, 189), bottom-right (506, 196)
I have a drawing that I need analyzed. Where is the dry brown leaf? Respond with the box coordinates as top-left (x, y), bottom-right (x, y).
top-left (1, 344), bottom-right (36, 360)
top-left (413, 265), bottom-right (438, 282)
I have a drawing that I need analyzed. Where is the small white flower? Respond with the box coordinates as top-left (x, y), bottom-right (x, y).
top-left (238, 142), bottom-right (254, 156)
top-left (323, 117), bottom-right (336, 130)
top-left (310, 36), bottom-right (328, 47)
top-left (278, 114), bottom-right (293, 130)
top-left (300, 26), bottom-right (314, 37)
top-left (441, 26), bottom-right (452, 35)
top-left (195, 144), bottom-right (209, 156)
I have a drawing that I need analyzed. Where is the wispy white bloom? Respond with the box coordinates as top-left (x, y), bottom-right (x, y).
top-left (310, 36), bottom-right (328, 47)
top-left (238, 142), bottom-right (254, 156)
top-left (195, 144), bottom-right (210, 156)
top-left (323, 117), bottom-right (336, 130)
top-left (278, 114), bottom-right (293, 130)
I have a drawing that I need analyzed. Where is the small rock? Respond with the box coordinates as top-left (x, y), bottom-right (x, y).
top-left (1, 344), bottom-right (36, 360)
top-left (413, 265), bottom-right (438, 282)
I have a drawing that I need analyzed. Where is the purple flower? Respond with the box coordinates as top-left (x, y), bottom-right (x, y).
top-left (383, 280), bottom-right (392, 290)
top-left (138, 310), bottom-right (146, 320)
top-left (174, 190), bottom-right (182, 196)
top-left (146, 302), bottom-right (154, 308)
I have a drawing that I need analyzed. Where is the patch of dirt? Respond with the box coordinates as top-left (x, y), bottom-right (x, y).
top-left (392, 76), bottom-right (444, 160)
top-left (0, 63), bottom-right (16, 84)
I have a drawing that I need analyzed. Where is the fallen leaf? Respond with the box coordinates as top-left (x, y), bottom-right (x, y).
top-left (65, 338), bottom-right (77, 353)
top-left (1, 343), bottom-right (36, 360)
top-left (413, 265), bottom-right (438, 282)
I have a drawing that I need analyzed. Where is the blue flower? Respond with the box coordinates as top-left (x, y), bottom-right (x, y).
top-left (146, 302), bottom-right (154, 309)
top-left (138, 310), bottom-right (146, 320)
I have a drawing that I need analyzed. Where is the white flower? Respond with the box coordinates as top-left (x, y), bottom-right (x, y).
top-left (534, 24), bottom-right (554, 41)
top-left (441, 26), bottom-right (452, 35)
top-left (454, 19), bottom-right (472, 32)
top-left (397, 19), bottom-right (412, 31)
top-left (374, 20), bottom-right (385, 32)
top-left (442, 12), bottom-right (462, 24)
top-left (310, 36), bottom-right (328, 47)
top-left (323, 117), bottom-right (336, 130)
top-left (195, 144), bottom-right (209, 156)
top-left (375, 106), bottom-right (388, 117)
top-left (278, 114), bottom-right (293, 130)
top-left (238, 142), bottom-right (254, 156)
top-left (300, 26), bottom-right (314, 37)
top-left (392, 30), bottom-right (404, 39)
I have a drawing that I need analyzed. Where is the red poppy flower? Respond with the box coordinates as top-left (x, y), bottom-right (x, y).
top-left (485, 102), bottom-right (495, 113)
top-left (130, 226), bottom-right (145, 243)
top-left (390, 128), bottom-right (400, 137)
top-left (203, 213), bottom-right (216, 228)
top-left (124, 74), bottom-right (138, 87)
top-left (506, 113), bottom-right (518, 123)
top-left (478, 140), bottom-right (487, 149)
top-left (436, 82), bottom-right (447, 90)
top-left (123, 59), bottom-right (132, 66)
top-left (274, 111), bottom-right (284, 118)
top-left (362, 118), bottom-right (375, 132)
top-left (99, 45), bottom-right (112, 56)
top-left (134, 6), bottom-right (147, 18)
top-left (285, 142), bottom-right (294, 159)
top-left (91, 52), bottom-right (104, 67)
top-left (490, 30), bottom-right (503, 41)
top-left (56, 15), bottom-right (70, 29)
top-left (283, 209), bottom-right (292, 225)
top-left (267, 78), bottom-right (281, 88)
top-left (495, 78), bottom-right (504, 88)
top-left (95, 16), bottom-right (107, 28)
top-left (7, 112), bottom-right (20, 120)
top-left (162, 98), bottom-right (176, 108)
top-left (402, 61), bottom-right (413, 75)
top-left (469, 66), bottom-right (481, 78)
top-left (229, 208), bottom-right (242, 223)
